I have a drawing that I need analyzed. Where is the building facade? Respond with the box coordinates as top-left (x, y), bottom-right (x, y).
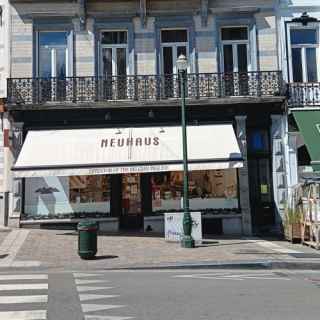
top-left (0, 0), bottom-right (10, 226)
top-left (5, 0), bottom-right (288, 236)
top-left (277, 0), bottom-right (320, 197)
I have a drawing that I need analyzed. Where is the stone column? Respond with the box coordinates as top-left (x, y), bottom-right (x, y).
top-left (8, 122), bottom-right (24, 228)
top-left (271, 115), bottom-right (288, 233)
top-left (235, 116), bottom-right (252, 236)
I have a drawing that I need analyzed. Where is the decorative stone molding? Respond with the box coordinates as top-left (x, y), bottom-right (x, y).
top-left (200, 0), bottom-right (209, 27)
top-left (271, 115), bottom-right (288, 232)
top-left (140, 0), bottom-right (147, 28)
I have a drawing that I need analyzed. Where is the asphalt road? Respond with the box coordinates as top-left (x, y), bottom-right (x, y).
top-left (0, 269), bottom-right (319, 320)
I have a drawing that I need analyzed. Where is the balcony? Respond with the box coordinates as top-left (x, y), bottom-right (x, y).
top-left (7, 71), bottom-right (284, 109)
top-left (288, 83), bottom-right (320, 108)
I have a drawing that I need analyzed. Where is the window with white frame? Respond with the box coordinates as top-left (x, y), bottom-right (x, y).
top-left (221, 27), bottom-right (249, 73)
top-left (100, 31), bottom-right (128, 78)
top-left (289, 27), bottom-right (319, 82)
top-left (38, 31), bottom-right (70, 78)
top-left (161, 29), bottom-right (189, 74)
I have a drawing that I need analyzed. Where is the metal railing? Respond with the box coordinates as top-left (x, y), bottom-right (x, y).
top-left (7, 71), bottom-right (283, 106)
top-left (288, 82), bottom-right (320, 107)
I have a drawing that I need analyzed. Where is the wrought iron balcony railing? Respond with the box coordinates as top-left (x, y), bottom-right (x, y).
top-left (288, 82), bottom-right (320, 107)
top-left (7, 71), bottom-right (284, 107)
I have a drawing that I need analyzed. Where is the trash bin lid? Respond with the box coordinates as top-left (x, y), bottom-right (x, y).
top-left (78, 220), bottom-right (98, 231)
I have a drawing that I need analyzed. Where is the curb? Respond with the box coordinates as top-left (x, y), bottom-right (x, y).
top-left (101, 260), bottom-right (320, 271)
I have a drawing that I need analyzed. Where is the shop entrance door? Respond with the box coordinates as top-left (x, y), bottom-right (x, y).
top-left (248, 157), bottom-right (275, 231)
top-left (120, 174), bottom-right (143, 230)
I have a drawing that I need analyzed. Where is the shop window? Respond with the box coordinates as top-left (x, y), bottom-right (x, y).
top-left (69, 175), bottom-right (111, 215)
top-left (289, 28), bottom-right (319, 82)
top-left (151, 169), bottom-right (238, 212)
top-left (69, 175), bottom-right (110, 203)
top-left (23, 176), bottom-right (111, 220)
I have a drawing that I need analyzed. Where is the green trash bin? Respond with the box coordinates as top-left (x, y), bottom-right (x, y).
top-left (78, 220), bottom-right (98, 259)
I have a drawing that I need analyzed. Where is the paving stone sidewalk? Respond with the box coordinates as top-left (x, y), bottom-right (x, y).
top-left (12, 229), bottom-right (320, 270)
top-left (0, 229), bottom-right (11, 246)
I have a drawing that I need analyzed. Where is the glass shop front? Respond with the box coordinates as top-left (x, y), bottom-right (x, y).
top-left (23, 169), bottom-right (239, 232)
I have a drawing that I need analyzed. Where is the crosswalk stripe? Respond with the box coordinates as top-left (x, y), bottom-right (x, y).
top-left (77, 286), bottom-right (113, 292)
top-left (248, 238), bottom-right (302, 254)
top-left (0, 295), bottom-right (48, 304)
top-left (0, 275), bottom-right (47, 281)
top-left (0, 283), bottom-right (48, 291)
top-left (76, 279), bottom-right (109, 285)
top-left (84, 316), bottom-right (134, 320)
top-left (0, 310), bottom-right (47, 320)
top-left (82, 304), bottom-right (126, 313)
top-left (73, 273), bottom-right (103, 278)
top-left (79, 294), bottom-right (120, 301)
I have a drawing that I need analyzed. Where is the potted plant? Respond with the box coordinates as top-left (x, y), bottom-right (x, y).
top-left (283, 206), bottom-right (302, 243)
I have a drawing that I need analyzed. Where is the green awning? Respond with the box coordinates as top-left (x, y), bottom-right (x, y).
top-left (293, 109), bottom-right (320, 172)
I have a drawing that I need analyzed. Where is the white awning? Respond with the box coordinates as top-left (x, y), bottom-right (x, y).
top-left (13, 124), bottom-right (243, 177)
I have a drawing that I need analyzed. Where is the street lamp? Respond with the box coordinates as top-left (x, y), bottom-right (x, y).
top-left (177, 54), bottom-right (195, 248)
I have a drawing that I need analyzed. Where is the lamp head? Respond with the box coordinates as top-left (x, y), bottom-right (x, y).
top-left (177, 54), bottom-right (188, 72)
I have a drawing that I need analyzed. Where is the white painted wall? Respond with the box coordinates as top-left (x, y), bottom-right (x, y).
top-left (0, 1), bottom-right (9, 226)
top-left (0, 0), bottom-right (9, 98)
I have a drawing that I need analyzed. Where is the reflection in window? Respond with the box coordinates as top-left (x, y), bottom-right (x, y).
top-left (101, 31), bottom-right (127, 45)
top-left (221, 27), bottom-right (248, 41)
top-left (290, 29), bottom-right (317, 45)
top-left (151, 170), bottom-right (238, 212)
top-left (69, 176), bottom-right (111, 214)
top-left (306, 48), bottom-right (318, 82)
top-left (39, 32), bottom-right (68, 79)
top-left (161, 30), bottom-right (188, 43)
top-left (292, 48), bottom-right (303, 82)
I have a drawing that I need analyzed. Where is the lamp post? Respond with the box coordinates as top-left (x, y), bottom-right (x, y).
top-left (177, 54), bottom-right (195, 248)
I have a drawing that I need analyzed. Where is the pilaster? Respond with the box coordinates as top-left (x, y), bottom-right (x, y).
top-left (271, 114), bottom-right (288, 233)
top-left (235, 115), bottom-right (252, 236)
top-left (9, 122), bottom-right (24, 228)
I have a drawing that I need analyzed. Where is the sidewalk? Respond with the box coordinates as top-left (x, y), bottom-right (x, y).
top-left (0, 229), bottom-right (317, 271)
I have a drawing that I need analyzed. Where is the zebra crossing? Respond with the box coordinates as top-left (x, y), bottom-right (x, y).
top-left (73, 272), bottom-right (134, 320)
top-left (0, 273), bottom-right (48, 319)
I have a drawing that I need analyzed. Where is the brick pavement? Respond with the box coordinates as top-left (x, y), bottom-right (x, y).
top-left (13, 229), bottom-right (317, 270)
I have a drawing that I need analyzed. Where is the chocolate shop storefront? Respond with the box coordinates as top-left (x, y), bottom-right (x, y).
top-left (9, 103), bottom-right (286, 236)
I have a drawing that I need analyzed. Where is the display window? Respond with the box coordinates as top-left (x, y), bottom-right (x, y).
top-left (69, 175), bottom-right (110, 203)
top-left (151, 169), bottom-right (238, 212)
top-left (23, 175), bottom-right (111, 220)
top-left (69, 175), bottom-right (111, 215)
